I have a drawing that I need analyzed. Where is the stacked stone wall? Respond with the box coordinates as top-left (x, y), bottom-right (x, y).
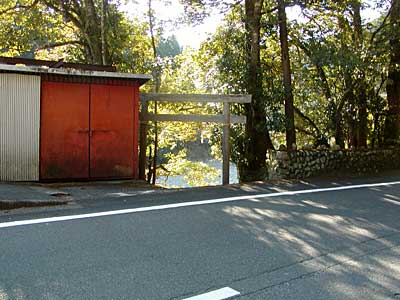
top-left (267, 148), bottom-right (400, 179)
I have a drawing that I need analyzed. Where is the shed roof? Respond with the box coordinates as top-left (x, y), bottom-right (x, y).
top-left (0, 63), bottom-right (152, 86)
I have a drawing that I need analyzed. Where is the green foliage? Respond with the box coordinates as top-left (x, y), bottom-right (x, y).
top-left (0, 1), bottom-right (73, 59)
top-left (144, 46), bottom-right (224, 186)
top-left (112, 18), bottom-right (153, 74)
top-left (158, 150), bottom-right (219, 187)
top-left (0, 0), bottom-right (153, 68)
top-left (288, 2), bottom-right (390, 147)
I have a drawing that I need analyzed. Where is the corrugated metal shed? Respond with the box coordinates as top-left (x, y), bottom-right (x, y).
top-left (0, 74), bottom-right (41, 181)
top-left (0, 61), bottom-right (150, 182)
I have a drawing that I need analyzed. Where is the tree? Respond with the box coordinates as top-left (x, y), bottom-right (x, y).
top-left (289, 1), bottom-right (383, 148)
top-left (239, 0), bottom-right (275, 181)
top-left (35, 0), bottom-right (104, 64)
top-left (0, 0), bottom-right (137, 65)
top-left (351, 0), bottom-right (368, 147)
top-left (277, 0), bottom-right (296, 149)
top-left (0, 0), bottom-right (156, 72)
top-left (384, 0), bottom-right (400, 144)
top-left (0, 0), bottom-right (79, 59)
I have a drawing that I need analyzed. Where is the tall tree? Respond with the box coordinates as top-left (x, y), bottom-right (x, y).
top-left (384, 0), bottom-right (400, 144)
top-left (351, 0), bottom-right (368, 147)
top-left (147, 0), bottom-right (161, 184)
top-left (0, 0), bottom-right (149, 67)
top-left (277, 0), bottom-right (296, 150)
top-left (291, 1), bottom-right (378, 148)
top-left (240, 0), bottom-right (275, 181)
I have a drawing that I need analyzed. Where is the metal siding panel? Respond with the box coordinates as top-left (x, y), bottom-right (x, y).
top-left (0, 74), bottom-right (40, 181)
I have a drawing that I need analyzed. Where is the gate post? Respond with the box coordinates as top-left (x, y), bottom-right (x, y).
top-left (222, 102), bottom-right (231, 185)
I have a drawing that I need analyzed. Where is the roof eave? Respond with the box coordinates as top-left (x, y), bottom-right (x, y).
top-left (0, 64), bottom-right (152, 85)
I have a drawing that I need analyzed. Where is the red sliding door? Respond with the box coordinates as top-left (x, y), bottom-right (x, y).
top-left (40, 82), bottom-right (90, 179)
top-left (89, 84), bottom-right (135, 178)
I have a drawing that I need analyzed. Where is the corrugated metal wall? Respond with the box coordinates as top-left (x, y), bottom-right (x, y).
top-left (0, 74), bottom-right (41, 181)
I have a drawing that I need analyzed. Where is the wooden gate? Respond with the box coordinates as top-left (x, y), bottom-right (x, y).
top-left (139, 93), bottom-right (251, 185)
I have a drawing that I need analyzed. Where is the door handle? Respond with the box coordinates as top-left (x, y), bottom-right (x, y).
top-left (77, 129), bottom-right (89, 134)
top-left (91, 129), bottom-right (111, 134)
top-left (77, 129), bottom-right (111, 136)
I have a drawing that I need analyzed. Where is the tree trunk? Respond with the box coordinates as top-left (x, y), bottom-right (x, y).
top-left (84, 0), bottom-right (103, 64)
top-left (101, 0), bottom-right (109, 65)
top-left (384, 0), bottom-right (400, 145)
top-left (40, 0), bottom-right (109, 65)
top-left (336, 14), bottom-right (352, 149)
top-left (148, 0), bottom-right (160, 185)
top-left (352, 0), bottom-right (368, 147)
top-left (278, 0), bottom-right (296, 150)
top-left (335, 110), bottom-right (345, 148)
top-left (239, 0), bottom-right (274, 182)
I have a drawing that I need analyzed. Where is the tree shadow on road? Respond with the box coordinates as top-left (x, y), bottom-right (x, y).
top-left (205, 185), bottom-right (400, 299)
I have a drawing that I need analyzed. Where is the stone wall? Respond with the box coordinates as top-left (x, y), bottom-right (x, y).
top-left (267, 148), bottom-right (400, 179)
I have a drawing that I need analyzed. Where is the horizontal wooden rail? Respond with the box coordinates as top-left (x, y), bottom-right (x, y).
top-left (140, 93), bottom-right (251, 103)
top-left (140, 113), bottom-right (246, 124)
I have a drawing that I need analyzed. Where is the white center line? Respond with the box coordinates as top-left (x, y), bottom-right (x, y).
top-left (183, 287), bottom-right (240, 300)
top-left (1, 180), bottom-right (400, 229)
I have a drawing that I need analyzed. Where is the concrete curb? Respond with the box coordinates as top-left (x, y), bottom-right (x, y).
top-left (0, 200), bottom-right (69, 210)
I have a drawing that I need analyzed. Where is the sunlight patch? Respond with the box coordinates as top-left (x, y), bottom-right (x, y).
top-left (268, 199), bottom-right (306, 207)
top-left (346, 226), bottom-right (375, 238)
top-left (382, 197), bottom-right (400, 206)
top-left (0, 289), bottom-right (7, 300)
top-left (302, 200), bottom-right (329, 209)
top-left (307, 214), bottom-right (344, 224)
top-left (275, 229), bottom-right (320, 256)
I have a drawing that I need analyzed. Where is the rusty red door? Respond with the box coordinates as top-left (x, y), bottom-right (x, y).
top-left (89, 84), bottom-right (135, 179)
top-left (40, 82), bottom-right (90, 179)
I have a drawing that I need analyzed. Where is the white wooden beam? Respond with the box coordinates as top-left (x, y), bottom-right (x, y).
top-left (140, 93), bottom-right (251, 104)
top-left (140, 113), bottom-right (246, 124)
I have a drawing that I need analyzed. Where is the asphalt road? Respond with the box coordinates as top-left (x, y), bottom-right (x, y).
top-left (1, 176), bottom-right (400, 300)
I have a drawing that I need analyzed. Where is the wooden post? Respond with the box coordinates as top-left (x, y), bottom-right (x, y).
top-left (151, 101), bottom-right (158, 185)
top-left (222, 102), bottom-right (230, 185)
top-left (139, 100), bottom-right (148, 180)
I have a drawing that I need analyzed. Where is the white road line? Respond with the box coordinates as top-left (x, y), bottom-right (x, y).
top-left (1, 180), bottom-right (400, 229)
top-left (183, 287), bottom-right (240, 300)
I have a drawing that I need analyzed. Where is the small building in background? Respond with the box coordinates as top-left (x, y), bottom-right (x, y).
top-left (0, 57), bottom-right (151, 181)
